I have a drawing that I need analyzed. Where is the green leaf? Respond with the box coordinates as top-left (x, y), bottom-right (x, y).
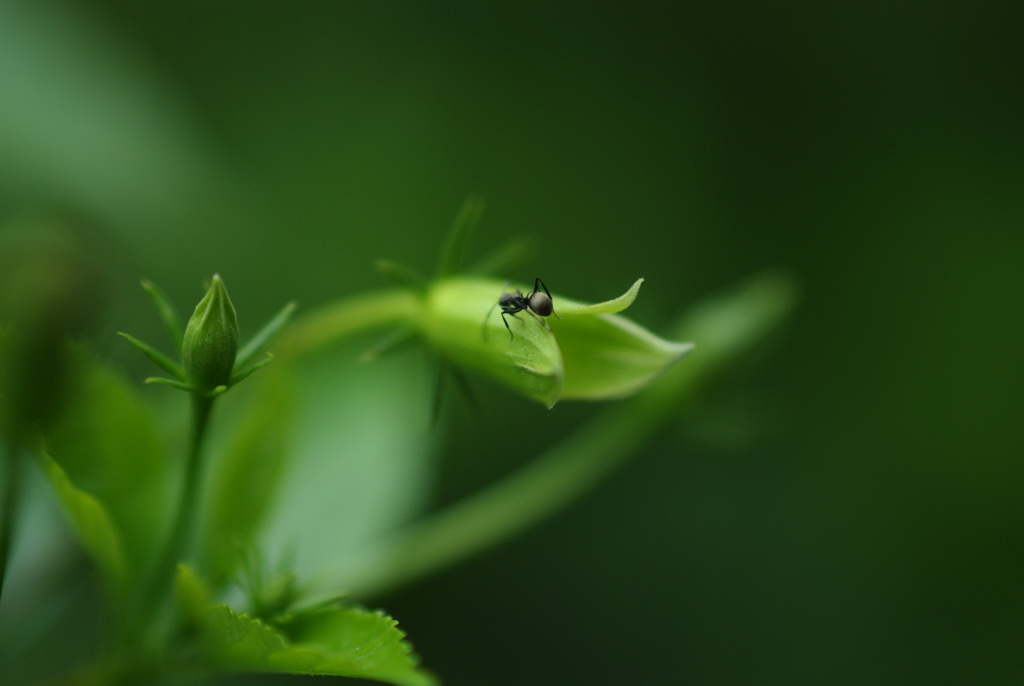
top-left (44, 348), bottom-right (170, 570)
top-left (199, 378), bottom-right (293, 584)
top-left (199, 603), bottom-right (436, 686)
top-left (36, 452), bottom-right (128, 584)
top-left (256, 343), bottom-right (433, 581)
top-left (117, 331), bottom-right (186, 381)
top-left (423, 277), bottom-right (563, 408)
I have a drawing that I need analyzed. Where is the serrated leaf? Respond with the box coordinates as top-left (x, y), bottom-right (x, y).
top-left (36, 451), bottom-right (128, 584)
top-left (199, 603), bottom-right (436, 686)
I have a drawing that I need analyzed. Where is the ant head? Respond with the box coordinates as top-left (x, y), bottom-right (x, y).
top-left (528, 291), bottom-right (553, 317)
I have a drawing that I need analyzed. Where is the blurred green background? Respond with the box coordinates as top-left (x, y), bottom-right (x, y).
top-left (2, 1), bottom-right (1022, 684)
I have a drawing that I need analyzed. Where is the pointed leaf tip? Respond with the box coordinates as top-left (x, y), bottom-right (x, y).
top-left (558, 278), bottom-right (644, 316)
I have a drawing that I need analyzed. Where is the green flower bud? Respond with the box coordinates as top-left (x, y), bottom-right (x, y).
top-left (421, 277), bottom-right (693, 408)
top-left (182, 275), bottom-right (238, 394)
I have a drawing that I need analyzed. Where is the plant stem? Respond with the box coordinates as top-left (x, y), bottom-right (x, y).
top-left (0, 436), bottom-right (21, 608)
top-left (166, 394), bottom-right (215, 579)
top-left (140, 394), bottom-right (215, 623)
top-left (313, 271), bottom-right (798, 600)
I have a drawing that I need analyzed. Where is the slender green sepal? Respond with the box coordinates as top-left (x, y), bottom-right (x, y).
top-left (558, 278), bottom-right (644, 316)
top-left (360, 325), bottom-right (417, 362)
top-left (145, 376), bottom-right (194, 392)
top-left (235, 301), bottom-right (296, 373)
top-left (118, 332), bottom-right (186, 380)
top-left (468, 237), bottom-right (534, 277)
top-left (229, 355), bottom-right (274, 387)
top-left (435, 195), bottom-right (486, 279)
top-left (141, 279), bottom-right (185, 354)
top-left (376, 260), bottom-right (428, 294)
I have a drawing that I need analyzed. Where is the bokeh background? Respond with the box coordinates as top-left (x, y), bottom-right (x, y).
top-left (2, 1), bottom-right (1023, 684)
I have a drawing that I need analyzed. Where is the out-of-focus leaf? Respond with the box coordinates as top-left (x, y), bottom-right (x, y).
top-left (198, 603), bottom-right (436, 686)
top-left (44, 348), bottom-right (169, 570)
top-left (0, 3), bottom-right (221, 232)
top-left (199, 377), bottom-right (293, 584)
top-left (36, 452), bottom-right (128, 585)
top-left (256, 343), bottom-right (434, 583)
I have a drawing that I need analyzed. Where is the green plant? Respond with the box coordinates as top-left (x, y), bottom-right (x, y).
top-left (0, 202), bottom-right (796, 685)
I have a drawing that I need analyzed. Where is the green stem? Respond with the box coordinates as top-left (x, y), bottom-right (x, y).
top-left (0, 435), bottom-right (21, 608)
top-left (137, 394), bottom-right (215, 632)
top-left (277, 289), bottom-right (420, 357)
top-left (164, 394), bottom-right (215, 581)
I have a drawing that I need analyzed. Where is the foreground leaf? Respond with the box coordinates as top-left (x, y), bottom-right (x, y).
top-left (44, 349), bottom-right (169, 571)
top-left (199, 377), bottom-right (293, 584)
top-left (36, 452), bottom-right (128, 585)
top-left (198, 603), bottom-right (436, 686)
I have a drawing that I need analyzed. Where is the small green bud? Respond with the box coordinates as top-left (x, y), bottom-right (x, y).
top-left (182, 275), bottom-right (239, 394)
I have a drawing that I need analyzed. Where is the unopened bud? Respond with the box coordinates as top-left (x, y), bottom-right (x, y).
top-left (182, 275), bottom-right (238, 393)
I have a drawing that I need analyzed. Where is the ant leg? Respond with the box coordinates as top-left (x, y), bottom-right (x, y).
top-left (482, 301), bottom-right (499, 341)
top-left (534, 277), bottom-right (561, 320)
top-left (501, 311), bottom-right (517, 342)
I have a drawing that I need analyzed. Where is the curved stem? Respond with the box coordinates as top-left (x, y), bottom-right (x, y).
top-left (278, 289), bottom-right (420, 357)
top-left (314, 271), bottom-right (798, 600)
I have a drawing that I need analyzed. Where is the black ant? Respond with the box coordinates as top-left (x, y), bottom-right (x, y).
top-left (485, 277), bottom-right (562, 342)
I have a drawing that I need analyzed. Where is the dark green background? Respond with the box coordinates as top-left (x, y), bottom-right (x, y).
top-left (2, 2), bottom-right (1022, 684)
